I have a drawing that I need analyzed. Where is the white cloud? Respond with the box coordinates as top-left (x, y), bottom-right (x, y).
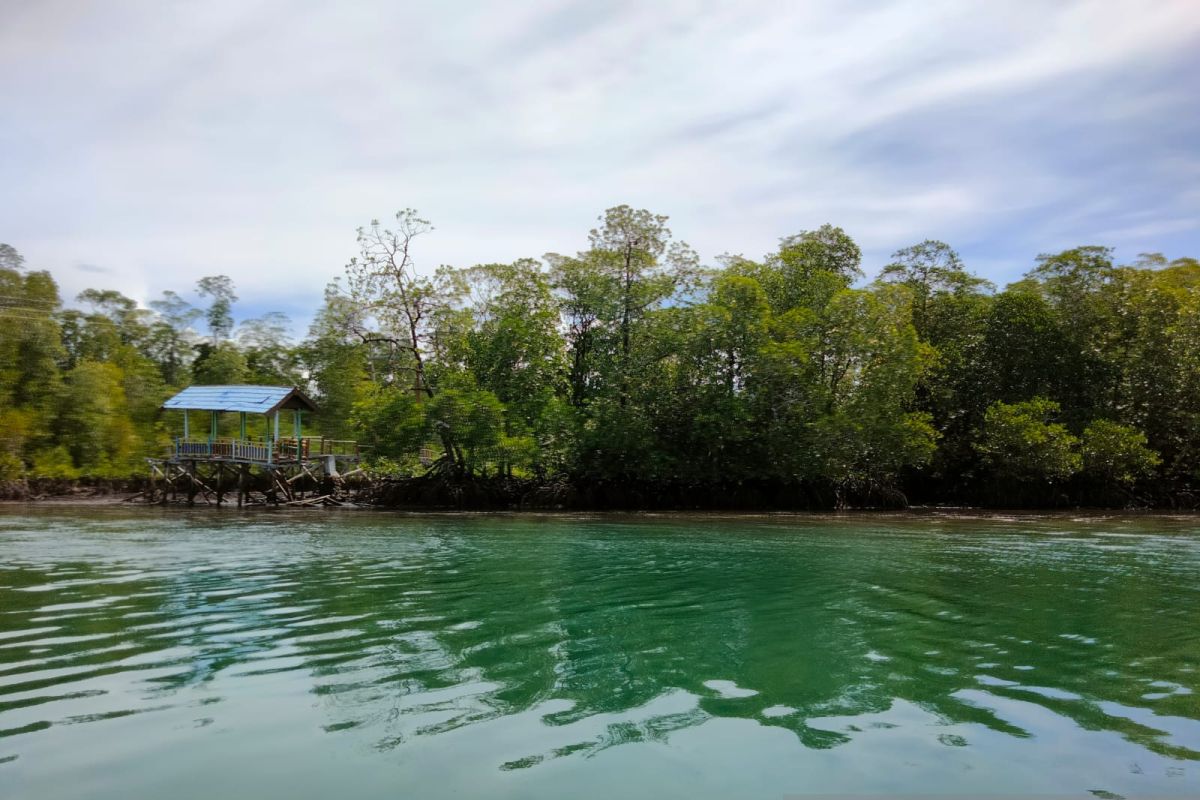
top-left (2, 0), bottom-right (1198, 322)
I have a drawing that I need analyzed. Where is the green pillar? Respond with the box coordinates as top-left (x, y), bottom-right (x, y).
top-left (239, 412), bottom-right (247, 441)
top-left (182, 409), bottom-right (189, 439)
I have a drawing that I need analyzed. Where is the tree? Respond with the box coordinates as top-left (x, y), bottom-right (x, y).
top-left (548, 250), bottom-right (617, 409)
top-left (877, 240), bottom-right (990, 337)
top-left (0, 243), bottom-right (24, 272)
top-left (148, 290), bottom-right (201, 384)
top-left (56, 361), bottom-right (139, 476)
top-left (238, 312), bottom-right (301, 385)
top-left (422, 387), bottom-right (533, 476)
top-left (974, 398), bottom-right (1080, 482)
top-left (456, 260), bottom-right (566, 462)
top-left (1030, 246), bottom-right (1115, 301)
top-left (303, 286), bottom-right (371, 440)
top-left (589, 206), bottom-right (698, 371)
top-left (546, 206), bottom-right (699, 478)
top-left (349, 382), bottom-right (425, 465)
top-left (758, 224), bottom-right (862, 313)
top-left (550, 206), bottom-right (698, 412)
top-left (195, 275), bottom-right (238, 344)
top-left (972, 288), bottom-right (1070, 407)
top-left (337, 210), bottom-right (474, 467)
top-left (341, 210), bottom-right (447, 399)
top-left (0, 248), bottom-right (64, 477)
top-left (73, 288), bottom-right (153, 361)
top-left (192, 342), bottom-right (248, 384)
top-left (781, 286), bottom-right (937, 495)
top-left (2, 214), bottom-right (1196, 507)
top-left (704, 274), bottom-right (771, 396)
top-left (1080, 420), bottom-right (1159, 487)
top-left (647, 274), bottom-right (772, 482)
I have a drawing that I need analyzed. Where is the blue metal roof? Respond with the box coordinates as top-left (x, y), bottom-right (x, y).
top-left (162, 385), bottom-right (318, 414)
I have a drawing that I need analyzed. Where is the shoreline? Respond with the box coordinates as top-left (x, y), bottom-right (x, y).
top-left (3, 493), bottom-right (1199, 520)
top-left (5, 473), bottom-right (1195, 512)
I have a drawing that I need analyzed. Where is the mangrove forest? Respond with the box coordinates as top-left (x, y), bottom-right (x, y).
top-left (1, 206), bottom-right (1198, 508)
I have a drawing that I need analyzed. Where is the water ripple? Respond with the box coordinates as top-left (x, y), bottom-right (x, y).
top-left (0, 510), bottom-right (1198, 799)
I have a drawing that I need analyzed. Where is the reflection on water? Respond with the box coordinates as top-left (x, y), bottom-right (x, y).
top-left (0, 510), bottom-right (1197, 798)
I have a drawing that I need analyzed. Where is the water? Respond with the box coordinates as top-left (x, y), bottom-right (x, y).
top-left (0, 509), bottom-right (1198, 799)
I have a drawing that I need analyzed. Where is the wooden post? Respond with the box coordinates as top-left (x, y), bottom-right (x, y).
top-left (239, 412), bottom-right (247, 443)
top-left (186, 461), bottom-right (197, 506)
top-left (293, 409), bottom-right (302, 459)
top-left (183, 409), bottom-right (189, 439)
top-left (215, 464), bottom-right (224, 507)
top-left (238, 463), bottom-right (248, 507)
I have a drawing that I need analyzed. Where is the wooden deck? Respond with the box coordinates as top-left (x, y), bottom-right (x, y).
top-left (169, 436), bottom-right (360, 466)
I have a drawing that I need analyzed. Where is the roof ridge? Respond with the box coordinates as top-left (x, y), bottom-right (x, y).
top-left (161, 385), bottom-right (318, 414)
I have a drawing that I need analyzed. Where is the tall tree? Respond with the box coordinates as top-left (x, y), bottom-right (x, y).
top-left (238, 312), bottom-right (301, 385)
top-left (877, 240), bottom-right (990, 337)
top-left (0, 247), bottom-right (64, 478)
top-left (341, 210), bottom-right (448, 399)
top-left (147, 291), bottom-right (201, 386)
top-left (0, 243), bottom-right (25, 272)
top-left (756, 223), bottom-right (862, 313)
top-left (195, 275), bottom-right (238, 344)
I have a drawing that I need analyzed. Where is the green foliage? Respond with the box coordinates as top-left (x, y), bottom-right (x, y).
top-left (0, 409), bottom-right (35, 480)
top-left (1031, 246), bottom-right (1115, 300)
top-left (350, 382), bottom-right (425, 461)
top-left (975, 398), bottom-right (1081, 482)
top-left (425, 388), bottom-right (508, 474)
top-left (303, 286), bottom-right (371, 440)
top-left (195, 275), bottom-right (238, 344)
top-left (238, 312), bottom-right (303, 385)
top-left (1081, 420), bottom-right (1159, 486)
top-left (877, 240), bottom-right (991, 338)
top-left (749, 224), bottom-right (862, 313)
top-left (0, 221), bottom-right (1197, 506)
top-left (0, 244), bottom-right (25, 271)
top-left (459, 259), bottom-right (565, 428)
top-left (0, 252), bottom-right (64, 476)
top-left (56, 361), bottom-right (141, 476)
top-left (29, 445), bottom-right (78, 479)
top-left (147, 290), bottom-right (201, 384)
top-left (191, 342), bottom-right (248, 384)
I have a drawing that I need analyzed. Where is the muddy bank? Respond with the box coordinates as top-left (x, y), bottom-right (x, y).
top-left (368, 474), bottom-right (1196, 511)
top-left (5, 473), bottom-right (1196, 511)
top-left (0, 478), bottom-right (147, 503)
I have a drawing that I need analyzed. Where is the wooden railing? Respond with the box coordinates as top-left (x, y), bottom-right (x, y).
top-left (314, 439), bottom-right (360, 457)
top-left (171, 437), bottom-right (359, 464)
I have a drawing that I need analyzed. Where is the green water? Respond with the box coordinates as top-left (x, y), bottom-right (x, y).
top-left (0, 510), bottom-right (1197, 798)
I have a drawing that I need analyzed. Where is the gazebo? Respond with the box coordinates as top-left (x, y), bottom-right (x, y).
top-left (162, 384), bottom-right (319, 466)
top-left (151, 385), bottom-right (359, 506)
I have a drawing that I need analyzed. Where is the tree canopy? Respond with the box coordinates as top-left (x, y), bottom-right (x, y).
top-left (1, 210), bottom-right (1196, 508)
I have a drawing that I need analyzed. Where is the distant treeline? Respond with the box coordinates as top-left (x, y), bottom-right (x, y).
top-left (1, 207), bottom-right (1198, 508)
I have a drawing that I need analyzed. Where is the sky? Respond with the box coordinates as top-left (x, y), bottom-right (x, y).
top-left (2, 0), bottom-right (1199, 332)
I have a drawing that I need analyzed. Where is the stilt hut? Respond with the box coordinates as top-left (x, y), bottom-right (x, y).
top-left (150, 385), bottom-right (359, 506)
